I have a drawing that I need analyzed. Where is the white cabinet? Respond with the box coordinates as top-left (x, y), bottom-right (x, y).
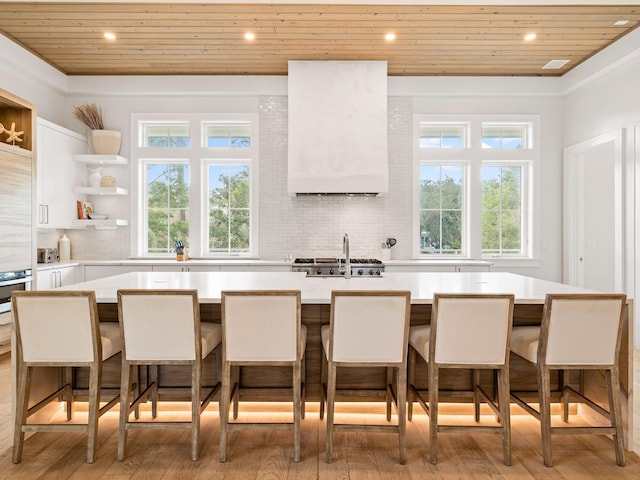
top-left (152, 265), bottom-right (220, 272)
top-left (454, 265), bottom-right (492, 272)
top-left (37, 119), bottom-right (87, 228)
top-left (37, 265), bottom-right (77, 289)
top-left (72, 154), bottom-right (129, 229)
top-left (385, 262), bottom-right (492, 273)
top-left (84, 264), bottom-right (152, 281)
top-left (219, 265), bottom-right (290, 272)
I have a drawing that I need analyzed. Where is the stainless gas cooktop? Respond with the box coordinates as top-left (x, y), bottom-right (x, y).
top-left (291, 257), bottom-right (384, 277)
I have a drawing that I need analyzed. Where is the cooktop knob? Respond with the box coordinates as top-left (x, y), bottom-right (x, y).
top-left (357, 269), bottom-right (364, 275)
top-left (329, 268), bottom-right (335, 275)
top-left (316, 268), bottom-right (322, 275)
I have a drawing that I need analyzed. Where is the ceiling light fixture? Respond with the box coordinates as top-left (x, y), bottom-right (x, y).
top-left (614, 20), bottom-right (629, 26)
top-left (524, 33), bottom-right (536, 41)
top-left (385, 33), bottom-right (396, 41)
top-left (104, 32), bottom-right (116, 41)
top-left (542, 59), bottom-right (570, 69)
top-left (244, 32), bottom-right (255, 41)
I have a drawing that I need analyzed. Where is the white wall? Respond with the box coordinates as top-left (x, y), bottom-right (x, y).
top-left (0, 35), bottom-right (67, 124)
top-left (562, 31), bottom-right (640, 346)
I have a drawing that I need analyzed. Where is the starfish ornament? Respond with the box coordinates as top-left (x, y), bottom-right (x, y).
top-left (4, 122), bottom-right (24, 145)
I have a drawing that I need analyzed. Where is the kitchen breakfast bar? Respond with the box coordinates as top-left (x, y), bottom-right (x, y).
top-left (49, 270), bottom-right (634, 448)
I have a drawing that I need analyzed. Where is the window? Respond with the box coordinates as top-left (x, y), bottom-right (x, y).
top-left (132, 114), bottom-right (258, 257)
top-left (481, 123), bottom-right (531, 149)
top-left (207, 164), bottom-right (250, 254)
top-left (482, 164), bottom-right (526, 256)
top-left (419, 165), bottom-right (463, 255)
top-left (414, 115), bottom-right (538, 261)
top-left (142, 123), bottom-right (190, 147)
top-left (205, 122), bottom-right (252, 148)
top-left (144, 162), bottom-right (189, 254)
top-left (419, 123), bottom-right (467, 149)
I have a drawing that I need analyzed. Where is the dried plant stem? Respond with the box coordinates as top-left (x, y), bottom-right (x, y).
top-left (72, 102), bottom-right (104, 130)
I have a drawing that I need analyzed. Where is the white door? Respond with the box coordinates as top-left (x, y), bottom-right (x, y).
top-left (563, 130), bottom-right (623, 292)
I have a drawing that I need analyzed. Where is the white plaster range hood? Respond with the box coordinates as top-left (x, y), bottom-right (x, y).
top-left (287, 60), bottom-right (388, 196)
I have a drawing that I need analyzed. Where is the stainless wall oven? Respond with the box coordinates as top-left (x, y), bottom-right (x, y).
top-left (0, 269), bottom-right (32, 314)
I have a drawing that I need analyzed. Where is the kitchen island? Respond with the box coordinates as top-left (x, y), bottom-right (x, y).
top-left (53, 271), bottom-right (633, 446)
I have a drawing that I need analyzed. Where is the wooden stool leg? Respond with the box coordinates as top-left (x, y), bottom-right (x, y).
top-left (191, 362), bottom-right (201, 461)
top-left (65, 367), bottom-right (74, 420)
top-left (325, 361), bottom-right (337, 463)
top-left (386, 366), bottom-right (393, 421)
top-left (538, 365), bottom-right (553, 467)
top-left (232, 365), bottom-right (240, 420)
top-left (498, 366), bottom-right (512, 466)
top-left (397, 365), bottom-right (407, 465)
top-left (473, 369), bottom-right (481, 422)
top-left (607, 366), bottom-right (626, 467)
top-left (86, 363), bottom-right (101, 464)
top-left (219, 360), bottom-right (231, 463)
top-left (118, 363), bottom-right (133, 462)
top-left (319, 349), bottom-right (327, 420)
top-left (150, 365), bottom-right (158, 419)
top-left (429, 363), bottom-right (439, 465)
top-left (293, 359), bottom-right (301, 462)
top-left (407, 347), bottom-right (416, 421)
top-left (12, 364), bottom-right (32, 464)
top-left (561, 369), bottom-right (569, 422)
top-left (301, 354), bottom-right (306, 420)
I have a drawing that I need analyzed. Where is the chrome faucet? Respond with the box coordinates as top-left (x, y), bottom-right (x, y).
top-left (342, 233), bottom-right (351, 279)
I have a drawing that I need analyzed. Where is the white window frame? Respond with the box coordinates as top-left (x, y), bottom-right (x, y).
top-left (413, 114), bottom-right (540, 264)
top-left (131, 113), bottom-right (259, 258)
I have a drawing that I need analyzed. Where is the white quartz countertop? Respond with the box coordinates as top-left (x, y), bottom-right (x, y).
top-left (59, 271), bottom-right (602, 304)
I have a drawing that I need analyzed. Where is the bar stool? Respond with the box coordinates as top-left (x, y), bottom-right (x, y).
top-left (117, 289), bottom-right (221, 462)
top-left (12, 290), bottom-right (122, 464)
top-left (510, 293), bottom-right (626, 467)
top-left (407, 293), bottom-right (515, 465)
top-left (220, 290), bottom-right (305, 462)
top-left (320, 290), bottom-right (411, 464)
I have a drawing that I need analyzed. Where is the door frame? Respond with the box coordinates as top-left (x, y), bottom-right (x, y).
top-left (563, 128), bottom-right (624, 291)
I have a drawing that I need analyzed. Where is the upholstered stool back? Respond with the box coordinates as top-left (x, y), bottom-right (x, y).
top-left (118, 290), bottom-right (200, 361)
top-left (544, 296), bottom-right (624, 366)
top-left (14, 292), bottom-right (99, 363)
top-left (433, 295), bottom-right (513, 365)
top-left (222, 291), bottom-right (301, 362)
top-left (328, 291), bottom-right (411, 363)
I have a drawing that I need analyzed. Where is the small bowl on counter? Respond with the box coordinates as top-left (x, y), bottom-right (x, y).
top-left (88, 213), bottom-right (108, 220)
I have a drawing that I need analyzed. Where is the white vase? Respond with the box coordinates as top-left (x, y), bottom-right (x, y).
top-left (87, 167), bottom-right (103, 188)
top-left (91, 129), bottom-right (121, 155)
top-left (59, 234), bottom-right (71, 262)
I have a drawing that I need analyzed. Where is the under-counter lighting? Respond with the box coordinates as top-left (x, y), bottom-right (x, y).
top-left (524, 33), bottom-right (536, 41)
top-left (104, 32), bottom-right (117, 41)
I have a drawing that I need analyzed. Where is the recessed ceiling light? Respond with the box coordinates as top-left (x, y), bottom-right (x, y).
top-left (524, 33), bottom-right (536, 41)
top-left (385, 33), bottom-right (396, 41)
top-left (104, 32), bottom-right (116, 41)
top-left (244, 32), bottom-right (255, 41)
top-left (542, 59), bottom-right (570, 70)
top-left (614, 20), bottom-right (629, 26)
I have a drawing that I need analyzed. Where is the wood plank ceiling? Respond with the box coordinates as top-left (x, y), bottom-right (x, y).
top-left (0, 2), bottom-right (639, 77)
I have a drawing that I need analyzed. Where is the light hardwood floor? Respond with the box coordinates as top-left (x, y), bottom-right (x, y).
top-left (0, 352), bottom-right (639, 479)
